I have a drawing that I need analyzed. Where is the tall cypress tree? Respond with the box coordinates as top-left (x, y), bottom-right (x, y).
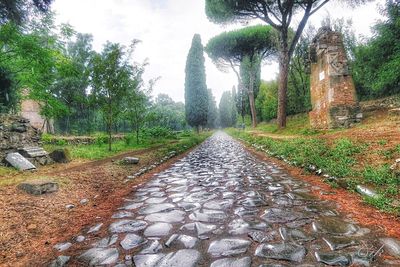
top-left (184, 34), bottom-right (208, 131)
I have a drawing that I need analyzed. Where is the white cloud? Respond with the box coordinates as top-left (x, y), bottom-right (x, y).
top-left (53, 0), bottom-right (385, 104)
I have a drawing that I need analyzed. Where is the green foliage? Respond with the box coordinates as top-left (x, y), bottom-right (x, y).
top-left (206, 89), bottom-right (219, 129)
top-left (142, 127), bottom-right (175, 140)
top-left (352, 1), bottom-right (400, 99)
top-left (147, 94), bottom-right (187, 131)
top-left (205, 25), bottom-right (276, 126)
top-left (91, 41), bottom-right (136, 150)
top-left (95, 133), bottom-right (109, 146)
top-left (363, 165), bottom-right (398, 186)
top-left (0, 66), bottom-right (18, 112)
top-left (184, 34), bottom-right (208, 129)
top-left (219, 91), bottom-right (237, 128)
top-left (0, 0), bottom-right (53, 25)
top-left (256, 80), bottom-right (278, 121)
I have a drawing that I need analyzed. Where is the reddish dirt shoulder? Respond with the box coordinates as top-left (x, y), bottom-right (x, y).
top-left (0, 145), bottom-right (189, 267)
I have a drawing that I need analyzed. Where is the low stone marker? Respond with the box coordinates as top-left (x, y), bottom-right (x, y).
top-left (123, 157), bottom-right (140, 164)
top-left (49, 148), bottom-right (71, 163)
top-left (18, 180), bottom-right (58, 195)
top-left (355, 185), bottom-right (378, 198)
top-left (5, 152), bottom-right (36, 170)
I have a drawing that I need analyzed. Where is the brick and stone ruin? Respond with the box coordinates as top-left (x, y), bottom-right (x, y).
top-left (0, 114), bottom-right (52, 170)
top-left (309, 27), bottom-right (362, 129)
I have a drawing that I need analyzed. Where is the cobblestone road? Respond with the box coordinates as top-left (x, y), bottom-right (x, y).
top-left (52, 132), bottom-right (400, 266)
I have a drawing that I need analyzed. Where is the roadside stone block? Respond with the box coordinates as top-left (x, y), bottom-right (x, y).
top-left (18, 180), bottom-right (58, 195)
top-left (123, 157), bottom-right (140, 164)
top-left (49, 148), bottom-right (71, 163)
top-left (5, 152), bottom-right (36, 170)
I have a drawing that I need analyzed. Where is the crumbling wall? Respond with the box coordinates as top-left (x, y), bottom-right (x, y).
top-left (0, 114), bottom-right (42, 165)
top-left (309, 27), bottom-right (362, 129)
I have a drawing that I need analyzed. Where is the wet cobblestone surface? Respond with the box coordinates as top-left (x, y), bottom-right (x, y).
top-left (53, 132), bottom-right (400, 266)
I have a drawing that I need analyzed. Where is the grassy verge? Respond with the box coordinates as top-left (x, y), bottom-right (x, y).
top-left (0, 131), bottom-right (212, 187)
top-left (227, 128), bottom-right (400, 214)
top-left (43, 131), bottom-right (210, 161)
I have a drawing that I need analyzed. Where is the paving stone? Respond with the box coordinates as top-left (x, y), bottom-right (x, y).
top-left (207, 238), bottom-right (251, 257)
top-left (315, 251), bottom-right (351, 266)
top-left (144, 222), bottom-right (172, 237)
top-left (189, 209), bottom-right (227, 223)
top-left (87, 223), bottom-right (103, 234)
top-left (228, 218), bottom-right (268, 235)
top-left (145, 197), bottom-right (167, 204)
top-left (157, 249), bottom-right (201, 267)
top-left (139, 240), bottom-right (163, 254)
top-left (279, 227), bottom-right (314, 243)
top-left (133, 253), bottom-right (165, 267)
top-left (248, 230), bottom-right (277, 243)
top-left (120, 233), bottom-right (147, 250)
top-left (194, 222), bottom-right (217, 236)
top-left (312, 218), bottom-right (359, 236)
top-left (203, 199), bottom-right (233, 210)
top-left (178, 202), bottom-right (201, 212)
top-left (323, 236), bottom-right (357, 251)
top-left (112, 210), bottom-right (134, 219)
top-left (78, 248), bottom-right (119, 266)
top-left (49, 255), bottom-right (70, 267)
top-left (109, 219), bottom-right (147, 233)
top-left (210, 256), bottom-right (251, 267)
top-left (165, 234), bottom-right (198, 249)
top-left (255, 243), bottom-right (306, 262)
top-left (139, 203), bottom-right (175, 215)
top-left (261, 208), bottom-right (309, 224)
top-left (95, 234), bottom-right (119, 248)
top-left (145, 210), bottom-right (186, 223)
top-left (54, 242), bottom-right (72, 252)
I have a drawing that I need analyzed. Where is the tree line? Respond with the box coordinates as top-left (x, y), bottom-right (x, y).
top-left (0, 2), bottom-right (188, 151)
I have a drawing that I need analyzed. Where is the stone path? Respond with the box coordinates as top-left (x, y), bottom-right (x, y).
top-left (52, 132), bottom-right (400, 266)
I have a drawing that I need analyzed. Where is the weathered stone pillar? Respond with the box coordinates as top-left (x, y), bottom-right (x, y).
top-left (309, 27), bottom-right (362, 129)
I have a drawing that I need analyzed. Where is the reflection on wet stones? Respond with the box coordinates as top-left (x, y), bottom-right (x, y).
top-left (255, 243), bottom-right (307, 262)
top-left (248, 230), bottom-right (277, 243)
top-left (189, 209), bottom-right (227, 223)
top-left (315, 251), bottom-right (351, 266)
top-left (165, 234), bottom-right (198, 249)
top-left (144, 210), bottom-right (186, 223)
top-left (78, 247), bottom-right (119, 266)
top-left (139, 240), bottom-right (163, 254)
top-left (210, 256), bottom-right (251, 267)
top-left (228, 218), bottom-right (268, 235)
top-left (207, 238), bottom-right (251, 257)
top-left (312, 218), bottom-right (359, 236)
top-left (323, 236), bottom-right (357, 251)
top-left (138, 203), bottom-right (175, 215)
top-left (261, 208), bottom-right (309, 224)
top-left (120, 233), bottom-right (147, 250)
top-left (108, 220), bottom-right (147, 233)
top-left (144, 222), bottom-right (172, 237)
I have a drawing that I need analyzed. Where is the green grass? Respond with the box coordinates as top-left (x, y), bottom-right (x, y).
top-left (227, 128), bottom-right (399, 215)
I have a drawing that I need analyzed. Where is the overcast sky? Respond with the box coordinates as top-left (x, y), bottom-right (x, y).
top-left (52, 0), bottom-right (385, 104)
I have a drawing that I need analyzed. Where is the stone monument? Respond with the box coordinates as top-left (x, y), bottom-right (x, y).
top-left (309, 27), bottom-right (362, 129)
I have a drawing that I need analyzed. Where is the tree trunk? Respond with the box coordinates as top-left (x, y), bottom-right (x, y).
top-left (108, 116), bottom-right (112, 151)
top-left (136, 124), bottom-right (139, 145)
top-left (277, 33), bottom-right (290, 129)
top-left (248, 69), bottom-right (257, 128)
